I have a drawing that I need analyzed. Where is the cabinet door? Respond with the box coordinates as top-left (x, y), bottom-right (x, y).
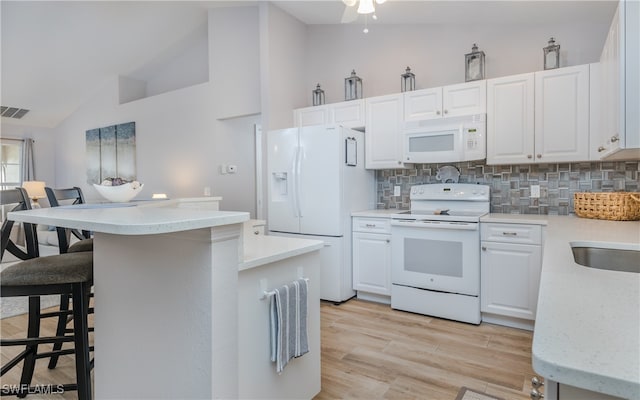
top-left (294, 105), bottom-right (329, 127)
top-left (332, 100), bottom-right (365, 129)
top-left (353, 232), bottom-right (391, 295)
top-left (365, 94), bottom-right (405, 169)
top-left (600, 5), bottom-right (623, 157)
top-left (404, 87), bottom-right (442, 121)
top-left (534, 65), bottom-right (590, 163)
top-left (481, 241), bottom-right (541, 320)
top-left (487, 73), bottom-right (535, 165)
top-left (443, 80), bottom-right (487, 117)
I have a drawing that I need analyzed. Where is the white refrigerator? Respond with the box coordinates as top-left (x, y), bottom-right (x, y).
top-left (267, 125), bottom-right (374, 302)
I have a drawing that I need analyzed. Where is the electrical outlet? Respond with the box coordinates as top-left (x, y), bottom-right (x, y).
top-left (394, 185), bottom-right (401, 197)
top-left (531, 185), bottom-right (540, 198)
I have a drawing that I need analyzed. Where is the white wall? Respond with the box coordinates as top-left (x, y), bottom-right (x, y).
top-left (302, 21), bottom-right (609, 106)
top-left (260, 2), bottom-right (308, 131)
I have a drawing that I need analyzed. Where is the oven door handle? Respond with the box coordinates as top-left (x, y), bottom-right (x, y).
top-left (390, 220), bottom-right (478, 230)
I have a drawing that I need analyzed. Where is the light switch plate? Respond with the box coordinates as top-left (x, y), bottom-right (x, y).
top-left (531, 185), bottom-right (540, 198)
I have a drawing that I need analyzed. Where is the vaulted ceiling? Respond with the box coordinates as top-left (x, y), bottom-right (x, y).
top-left (1, 1), bottom-right (617, 129)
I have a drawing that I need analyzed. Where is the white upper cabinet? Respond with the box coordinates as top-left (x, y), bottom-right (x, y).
top-left (294, 105), bottom-right (329, 127)
top-left (534, 64), bottom-right (590, 163)
top-left (404, 80), bottom-right (486, 121)
top-left (487, 65), bottom-right (590, 165)
top-left (293, 100), bottom-right (365, 129)
top-left (487, 73), bottom-right (535, 165)
top-left (365, 93), bottom-right (407, 169)
top-left (592, 0), bottom-right (640, 160)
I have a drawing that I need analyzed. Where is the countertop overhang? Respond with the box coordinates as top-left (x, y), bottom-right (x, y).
top-left (8, 201), bottom-right (249, 235)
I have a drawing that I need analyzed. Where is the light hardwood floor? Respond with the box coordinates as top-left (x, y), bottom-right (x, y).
top-left (314, 299), bottom-right (537, 400)
top-left (1, 299), bottom-right (537, 399)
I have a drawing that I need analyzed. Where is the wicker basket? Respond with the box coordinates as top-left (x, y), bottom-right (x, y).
top-left (574, 192), bottom-right (640, 221)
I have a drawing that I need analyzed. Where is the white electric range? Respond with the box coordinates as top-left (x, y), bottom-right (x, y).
top-left (390, 183), bottom-right (490, 324)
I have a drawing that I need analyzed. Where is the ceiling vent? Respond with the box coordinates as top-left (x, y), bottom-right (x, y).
top-left (1, 106), bottom-right (30, 119)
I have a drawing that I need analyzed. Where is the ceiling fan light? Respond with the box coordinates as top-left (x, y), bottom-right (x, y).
top-left (357, 0), bottom-right (375, 14)
top-left (375, 0), bottom-right (386, 4)
top-left (343, 0), bottom-right (357, 6)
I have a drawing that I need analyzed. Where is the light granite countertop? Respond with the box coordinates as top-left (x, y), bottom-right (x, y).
top-left (530, 216), bottom-right (640, 398)
top-left (351, 209), bottom-right (402, 218)
top-left (240, 235), bottom-right (324, 271)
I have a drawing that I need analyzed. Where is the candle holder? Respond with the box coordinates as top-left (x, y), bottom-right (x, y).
top-left (344, 70), bottom-right (363, 101)
top-left (312, 84), bottom-right (325, 106)
top-left (401, 66), bottom-right (416, 92)
top-left (543, 37), bottom-right (560, 70)
top-left (465, 44), bottom-right (485, 82)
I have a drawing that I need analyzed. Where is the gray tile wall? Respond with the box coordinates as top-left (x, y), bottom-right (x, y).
top-left (376, 161), bottom-right (640, 215)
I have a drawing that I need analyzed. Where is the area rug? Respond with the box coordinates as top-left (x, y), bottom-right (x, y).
top-left (455, 387), bottom-right (504, 400)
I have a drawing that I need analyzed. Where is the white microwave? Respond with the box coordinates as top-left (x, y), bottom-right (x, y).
top-left (403, 114), bottom-right (486, 163)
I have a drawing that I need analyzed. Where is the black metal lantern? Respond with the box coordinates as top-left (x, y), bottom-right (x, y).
top-left (465, 44), bottom-right (485, 82)
top-left (543, 37), bottom-right (560, 70)
top-left (401, 66), bottom-right (416, 92)
top-left (312, 83), bottom-right (325, 106)
top-left (344, 70), bottom-right (363, 101)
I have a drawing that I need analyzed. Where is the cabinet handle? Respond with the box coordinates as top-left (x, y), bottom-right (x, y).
top-left (502, 232), bottom-right (517, 236)
top-left (530, 389), bottom-right (544, 399)
top-left (443, 109), bottom-right (448, 114)
top-left (527, 154), bottom-right (533, 159)
top-left (398, 161), bottom-right (402, 165)
top-left (386, 239), bottom-right (390, 243)
top-left (531, 377), bottom-right (544, 388)
top-left (436, 110), bottom-right (441, 115)
top-left (365, 224), bottom-right (377, 228)
top-left (536, 154), bottom-right (542, 159)
top-left (481, 246), bottom-right (487, 251)
top-left (610, 135), bottom-right (619, 143)
top-left (598, 146), bottom-right (607, 152)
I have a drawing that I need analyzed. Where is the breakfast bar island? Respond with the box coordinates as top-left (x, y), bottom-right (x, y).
top-left (8, 199), bottom-right (323, 399)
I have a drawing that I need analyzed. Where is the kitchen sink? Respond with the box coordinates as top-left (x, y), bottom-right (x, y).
top-left (571, 243), bottom-right (640, 273)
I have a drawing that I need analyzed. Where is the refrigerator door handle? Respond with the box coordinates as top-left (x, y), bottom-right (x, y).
top-left (296, 145), bottom-right (303, 217)
top-left (291, 146), bottom-right (299, 217)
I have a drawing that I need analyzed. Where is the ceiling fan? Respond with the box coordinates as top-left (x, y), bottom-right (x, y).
top-left (341, 0), bottom-right (387, 24)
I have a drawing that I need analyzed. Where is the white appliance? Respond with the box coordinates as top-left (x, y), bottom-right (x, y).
top-left (390, 183), bottom-right (490, 324)
top-left (403, 114), bottom-right (486, 163)
top-left (267, 125), bottom-right (374, 302)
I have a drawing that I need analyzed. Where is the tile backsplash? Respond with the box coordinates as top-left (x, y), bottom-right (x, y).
top-left (376, 161), bottom-right (640, 215)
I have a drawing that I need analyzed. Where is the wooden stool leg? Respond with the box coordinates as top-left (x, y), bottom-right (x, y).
top-left (72, 282), bottom-right (92, 400)
top-left (17, 296), bottom-right (41, 398)
top-left (48, 293), bottom-right (70, 369)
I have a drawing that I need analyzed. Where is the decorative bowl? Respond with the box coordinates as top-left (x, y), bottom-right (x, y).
top-left (93, 182), bottom-right (144, 203)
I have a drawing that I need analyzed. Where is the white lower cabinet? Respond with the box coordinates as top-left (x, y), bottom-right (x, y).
top-left (480, 222), bottom-right (543, 330)
top-left (352, 217), bottom-right (391, 304)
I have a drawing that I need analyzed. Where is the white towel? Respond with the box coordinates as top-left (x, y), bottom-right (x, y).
top-left (269, 278), bottom-right (309, 373)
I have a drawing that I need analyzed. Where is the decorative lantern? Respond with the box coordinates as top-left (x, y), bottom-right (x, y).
top-left (401, 66), bottom-right (416, 92)
top-left (344, 70), bottom-right (363, 101)
top-left (465, 44), bottom-right (485, 82)
top-left (312, 83), bottom-right (325, 106)
top-left (543, 37), bottom-right (560, 70)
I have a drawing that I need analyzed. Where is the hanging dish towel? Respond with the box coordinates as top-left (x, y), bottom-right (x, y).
top-left (269, 278), bottom-right (309, 373)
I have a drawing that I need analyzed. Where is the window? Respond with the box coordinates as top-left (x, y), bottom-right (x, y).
top-left (1, 139), bottom-right (23, 190)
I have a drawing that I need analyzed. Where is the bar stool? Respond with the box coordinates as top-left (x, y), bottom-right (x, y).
top-left (44, 187), bottom-right (93, 254)
top-left (43, 186), bottom-right (94, 370)
top-left (0, 188), bottom-right (93, 399)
